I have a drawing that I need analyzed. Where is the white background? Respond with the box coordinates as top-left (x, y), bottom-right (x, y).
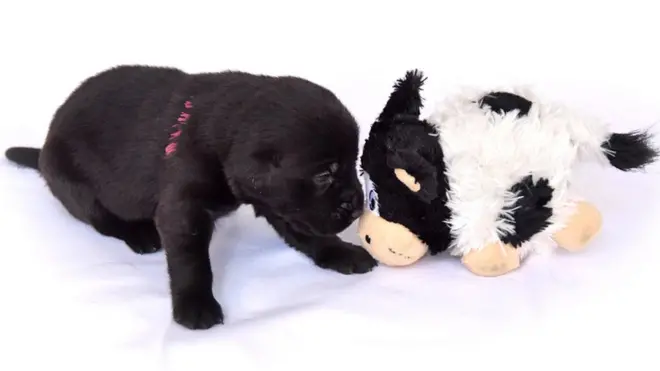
top-left (1, 1), bottom-right (659, 370)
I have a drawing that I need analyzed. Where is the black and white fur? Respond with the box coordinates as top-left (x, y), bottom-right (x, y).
top-left (428, 86), bottom-right (659, 258)
top-left (4, 65), bottom-right (376, 330)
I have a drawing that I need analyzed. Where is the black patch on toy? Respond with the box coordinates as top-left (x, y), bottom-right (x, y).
top-left (601, 130), bottom-right (659, 171)
top-left (361, 69), bottom-right (453, 255)
top-left (479, 91), bottom-right (532, 118)
top-left (499, 175), bottom-right (554, 247)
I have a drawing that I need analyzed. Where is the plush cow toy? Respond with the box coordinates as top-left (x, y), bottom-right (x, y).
top-left (358, 70), bottom-right (658, 277)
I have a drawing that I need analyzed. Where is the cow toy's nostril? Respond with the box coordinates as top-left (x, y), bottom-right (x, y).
top-left (365, 235), bottom-right (371, 244)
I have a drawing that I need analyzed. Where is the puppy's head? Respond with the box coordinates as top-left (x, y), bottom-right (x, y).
top-left (237, 103), bottom-right (364, 236)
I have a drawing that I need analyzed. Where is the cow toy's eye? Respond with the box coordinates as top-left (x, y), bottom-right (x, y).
top-left (363, 172), bottom-right (380, 216)
top-left (368, 190), bottom-right (377, 211)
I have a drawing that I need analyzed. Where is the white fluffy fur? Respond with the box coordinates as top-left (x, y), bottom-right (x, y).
top-left (427, 86), bottom-right (613, 258)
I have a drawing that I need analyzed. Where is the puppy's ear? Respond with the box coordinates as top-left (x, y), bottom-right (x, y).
top-left (248, 146), bottom-right (283, 193)
top-left (252, 147), bottom-right (282, 167)
top-left (385, 125), bottom-right (439, 203)
top-left (378, 69), bottom-right (427, 122)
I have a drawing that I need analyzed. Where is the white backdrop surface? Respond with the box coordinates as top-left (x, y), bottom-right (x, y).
top-left (1, 1), bottom-right (659, 370)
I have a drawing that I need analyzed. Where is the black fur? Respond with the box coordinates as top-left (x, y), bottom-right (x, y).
top-left (361, 70), bottom-right (453, 255)
top-left (478, 91), bottom-right (532, 118)
top-left (499, 176), bottom-right (554, 247)
top-left (5, 147), bottom-right (40, 169)
top-left (377, 69), bottom-right (426, 121)
top-left (4, 64), bottom-right (376, 330)
top-left (601, 130), bottom-right (659, 171)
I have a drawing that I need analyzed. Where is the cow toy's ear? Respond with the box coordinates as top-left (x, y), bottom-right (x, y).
top-left (385, 126), bottom-right (439, 203)
top-left (378, 69), bottom-right (427, 122)
top-left (369, 69), bottom-right (441, 204)
top-left (383, 112), bottom-right (441, 204)
top-left (386, 148), bottom-right (438, 203)
top-left (394, 168), bottom-right (421, 192)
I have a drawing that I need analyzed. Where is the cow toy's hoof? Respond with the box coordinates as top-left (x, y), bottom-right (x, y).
top-left (553, 201), bottom-right (602, 252)
top-left (462, 242), bottom-right (521, 277)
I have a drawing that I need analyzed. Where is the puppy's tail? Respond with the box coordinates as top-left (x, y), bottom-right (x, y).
top-left (5, 146), bottom-right (41, 170)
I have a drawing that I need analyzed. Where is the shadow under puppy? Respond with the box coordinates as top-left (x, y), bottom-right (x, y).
top-left (5, 65), bottom-right (376, 330)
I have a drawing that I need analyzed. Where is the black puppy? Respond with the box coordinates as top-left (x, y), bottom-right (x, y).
top-left (5, 65), bottom-right (376, 330)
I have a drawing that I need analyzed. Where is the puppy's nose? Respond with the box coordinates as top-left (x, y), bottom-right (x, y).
top-left (340, 200), bottom-right (360, 213)
top-left (340, 200), bottom-right (362, 219)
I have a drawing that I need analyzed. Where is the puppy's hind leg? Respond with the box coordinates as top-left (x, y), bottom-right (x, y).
top-left (89, 203), bottom-right (162, 254)
top-left (260, 209), bottom-right (377, 274)
top-left (45, 175), bottom-right (161, 254)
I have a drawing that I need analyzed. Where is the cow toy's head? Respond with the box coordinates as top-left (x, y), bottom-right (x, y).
top-left (357, 70), bottom-right (452, 267)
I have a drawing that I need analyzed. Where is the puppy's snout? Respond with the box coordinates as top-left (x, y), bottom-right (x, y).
top-left (339, 191), bottom-right (363, 217)
top-left (353, 191), bottom-right (363, 207)
top-left (340, 200), bottom-right (362, 219)
top-left (349, 191), bottom-right (363, 211)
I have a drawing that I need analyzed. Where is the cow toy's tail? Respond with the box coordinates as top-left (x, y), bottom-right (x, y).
top-left (564, 108), bottom-right (659, 172)
top-left (5, 147), bottom-right (41, 171)
top-left (600, 130), bottom-right (659, 172)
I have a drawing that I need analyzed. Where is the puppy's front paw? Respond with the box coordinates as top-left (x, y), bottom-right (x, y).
top-left (172, 292), bottom-right (224, 330)
top-left (314, 242), bottom-right (378, 275)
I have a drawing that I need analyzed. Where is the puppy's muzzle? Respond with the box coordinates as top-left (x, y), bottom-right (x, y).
top-left (335, 191), bottom-right (363, 220)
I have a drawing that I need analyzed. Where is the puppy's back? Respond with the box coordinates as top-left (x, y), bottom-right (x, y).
top-left (47, 65), bottom-right (187, 138)
top-left (190, 71), bottom-right (360, 164)
top-left (40, 65), bottom-right (190, 218)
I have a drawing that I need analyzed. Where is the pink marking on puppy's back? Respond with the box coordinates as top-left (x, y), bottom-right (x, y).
top-left (165, 142), bottom-right (178, 156)
top-left (164, 99), bottom-right (193, 157)
top-left (178, 112), bottom-right (190, 122)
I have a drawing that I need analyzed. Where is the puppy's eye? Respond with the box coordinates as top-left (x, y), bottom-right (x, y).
top-left (313, 171), bottom-right (333, 186)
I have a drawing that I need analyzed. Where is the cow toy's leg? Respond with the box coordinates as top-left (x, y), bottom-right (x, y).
top-left (552, 201), bottom-right (602, 252)
top-left (461, 242), bottom-right (521, 277)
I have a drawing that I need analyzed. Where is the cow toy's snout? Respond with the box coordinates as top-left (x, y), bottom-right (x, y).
top-left (357, 210), bottom-right (428, 267)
